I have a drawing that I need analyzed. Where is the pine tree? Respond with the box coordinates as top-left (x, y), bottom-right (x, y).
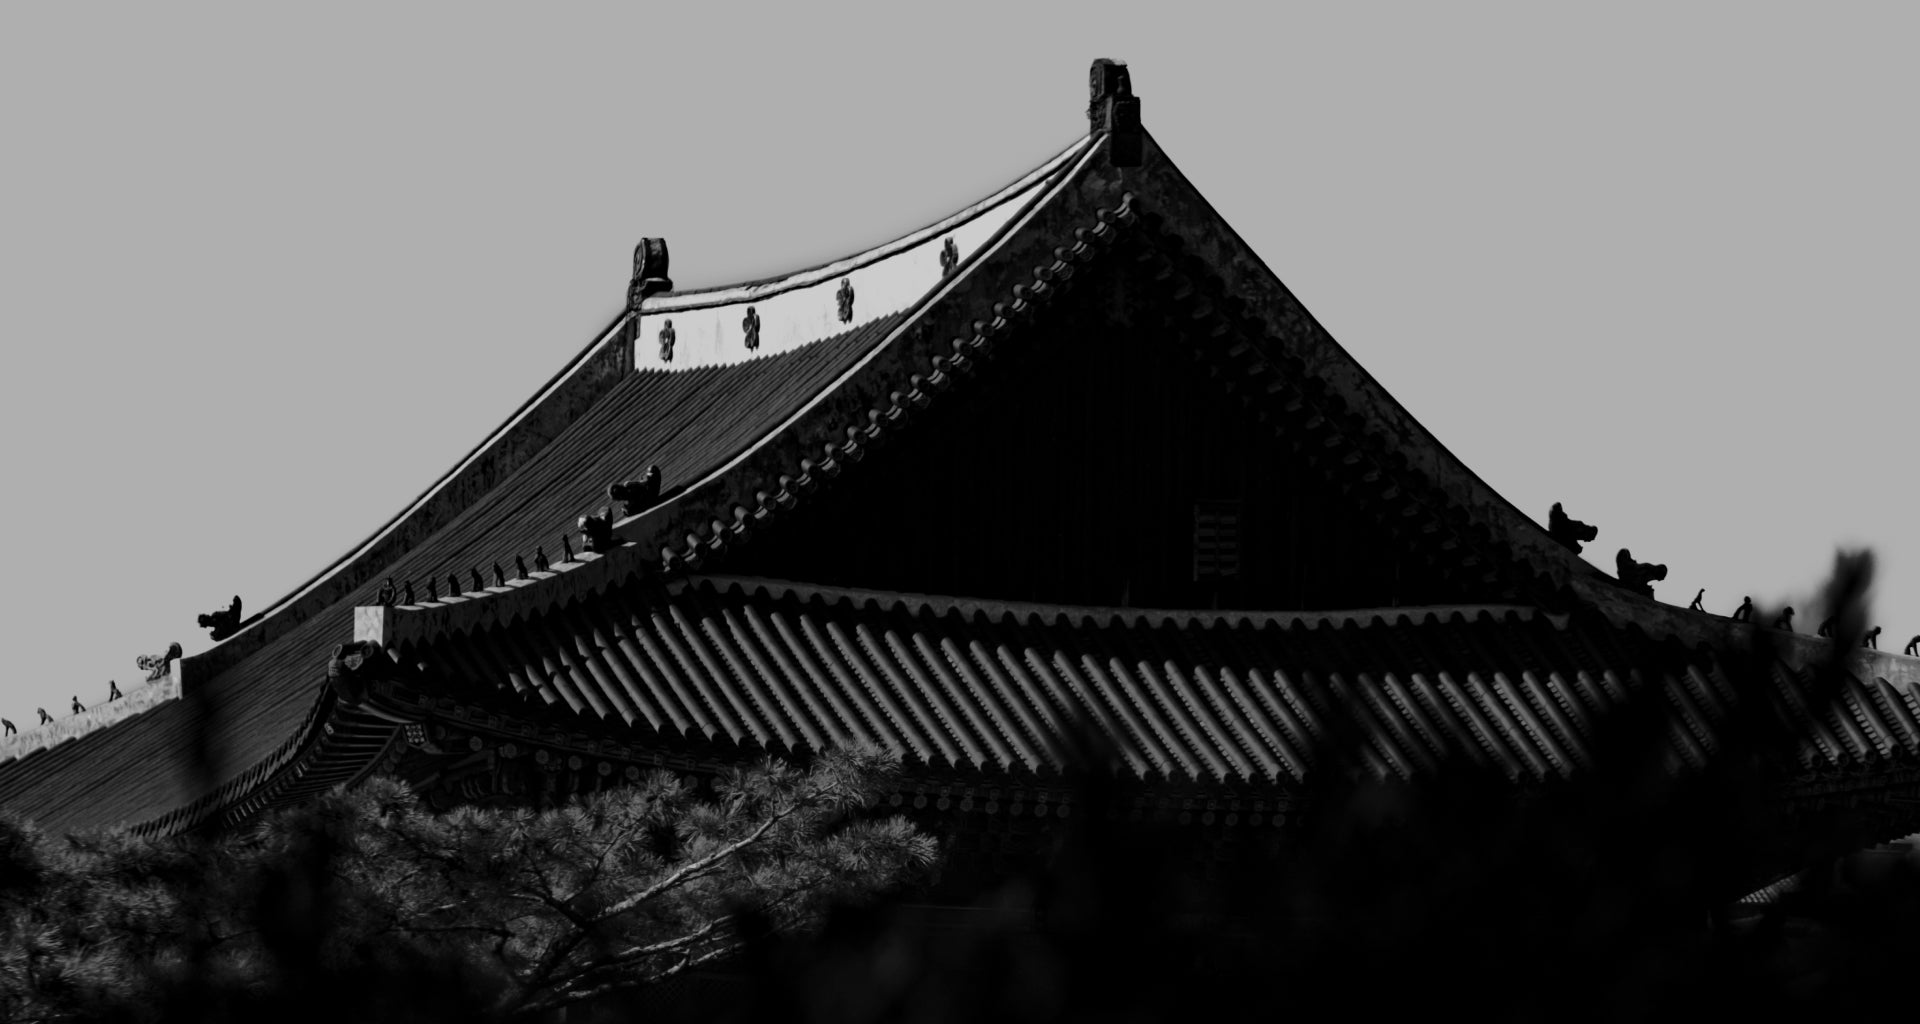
top-left (0, 747), bottom-right (934, 1022)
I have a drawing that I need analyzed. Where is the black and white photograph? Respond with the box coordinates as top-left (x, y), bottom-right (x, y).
top-left (1, 4), bottom-right (1915, 1020)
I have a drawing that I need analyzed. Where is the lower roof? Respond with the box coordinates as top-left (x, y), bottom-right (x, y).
top-left (375, 574), bottom-right (1920, 790)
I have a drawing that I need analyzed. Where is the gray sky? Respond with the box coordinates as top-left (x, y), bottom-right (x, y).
top-left (2, 3), bottom-right (1914, 726)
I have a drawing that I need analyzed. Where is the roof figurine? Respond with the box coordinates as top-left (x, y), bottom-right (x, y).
top-left (1615, 548), bottom-right (1667, 597)
top-left (626, 237), bottom-right (672, 312)
top-left (36, 708), bottom-right (50, 726)
top-left (108, 680), bottom-right (121, 701)
top-left (609, 466), bottom-right (662, 516)
top-left (533, 547), bottom-right (550, 573)
top-left (1, 720), bottom-right (12, 737)
top-left (579, 507), bottom-right (617, 554)
top-left (1863, 626), bottom-right (1881, 649)
top-left (1731, 596), bottom-right (1753, 623)
top-left (70, 697), bottom-right (84, 716)
top-left (1907, 635), bottom-right (1920, 656)
top-left (197, 595), bottom-right (243, 642)
top-left (1547, 502), bottom-right (1597, 554)
top-left (515, 556), bottom-right (530, 580)
top-left (1688, 588), bottom-right (1705, 612)
top-left (1088, 57), bottom-right (1142, 166)
top-left (377, 578), bottom-right (398, 606)
top-left (742, 306), bottom-right (761, 351)
top-left (1774, 606), bottom-right (1796, 632)
top-left (136, 641), bottom-right (183, 682)
top-left (1817, 616), bottom-right (1835, 639)
top-left (470, 568), bottom-right (486, 593)
top-left (402, 580), bottom-right (416, 605)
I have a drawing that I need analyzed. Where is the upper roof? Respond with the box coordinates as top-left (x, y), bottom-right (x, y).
top-left (6, 62), bottom-right (1916, 837)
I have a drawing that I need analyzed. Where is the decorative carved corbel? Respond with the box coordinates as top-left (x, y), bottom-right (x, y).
top-left (327, 641), bottom-right (386, 707)
top-left (836, 278), bottom-right (855, 324)
top-left (742, 306), bottom-right (761, 351)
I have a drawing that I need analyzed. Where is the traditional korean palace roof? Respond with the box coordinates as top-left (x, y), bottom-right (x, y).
top-left (5, 61), bottom-right (1919, 846)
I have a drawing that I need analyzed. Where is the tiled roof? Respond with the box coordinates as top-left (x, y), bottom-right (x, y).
top-left (373, 575), bottom-right (1920, 788)
top-left (0, 316), bottom-right (906, 833)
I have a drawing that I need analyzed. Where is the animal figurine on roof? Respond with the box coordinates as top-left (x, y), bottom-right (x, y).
top-left (197, 596), bottom-right (243, 642)
top-left (1774, 607), bottom-right (1795, 632)
top-left (609, 466), bottom-right (663, 516)
top-left (36, 709), bottom-right (51, 726)
top-left (1731, 596), bottom-right (1753, 623)
top-left (137, 641), bottom-right (183, 682)
top-left (1, 719), bottom-right (13, 737)
top-left (1688, 589), bottom-right (1705, 612)
top-left (107, 681), bottom-right (121, 701)
top-left (1863, 626), bottom-right (1881, 649)
top-left (579, 507), bottom-right (617, 554)
top-left (1817, 617), bottom-right (1836, 639)
top-left (1548, 503), bottom-right (1598, 554)
top-left (376, 578), bottom-right (397, 606)
top-left (1907, 635), bottom-right (1920, 656)
top-left (70, 697), bottom-right (84, 715)
top-left (1615, 549), bottom-right (1667, 596)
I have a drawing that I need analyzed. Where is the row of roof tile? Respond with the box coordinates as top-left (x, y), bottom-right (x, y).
top-left (392, 575), bottom-right (1920, 789)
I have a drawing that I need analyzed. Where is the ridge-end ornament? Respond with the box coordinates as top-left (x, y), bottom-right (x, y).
top-left (627, 238), bottom-right (672, 311)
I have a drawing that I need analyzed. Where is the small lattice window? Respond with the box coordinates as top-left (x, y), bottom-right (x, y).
top-left (1193, 500), bottom-right (1242, 581)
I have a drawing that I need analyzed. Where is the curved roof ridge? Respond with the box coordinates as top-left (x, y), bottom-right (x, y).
top-left (1136, 132), bottom-right (1610, 596)
top-left (170, 141), bottom-right (1096, 685)
top-left (685, 574), bottom-right (1543, 632)
top-left (644, 135), bottom-right (1092, 311)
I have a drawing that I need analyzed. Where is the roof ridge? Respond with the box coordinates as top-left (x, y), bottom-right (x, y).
top-left (643, 135), bottom-right (1093, 310)
top-left (363, 138), bottom-right (1130, 651)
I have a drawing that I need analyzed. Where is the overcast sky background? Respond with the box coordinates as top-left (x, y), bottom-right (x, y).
top-left (1, 4), bottom-right (1913, 727)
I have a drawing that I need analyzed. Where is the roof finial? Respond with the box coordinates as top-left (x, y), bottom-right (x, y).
top-left (1088, 58), bottom-right (1141, 167)
top-left (627, 238), bottom-right (673, 312)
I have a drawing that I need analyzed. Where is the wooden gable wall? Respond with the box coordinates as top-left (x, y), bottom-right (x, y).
top-left (733, 270), bottom-right (1516, 612)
